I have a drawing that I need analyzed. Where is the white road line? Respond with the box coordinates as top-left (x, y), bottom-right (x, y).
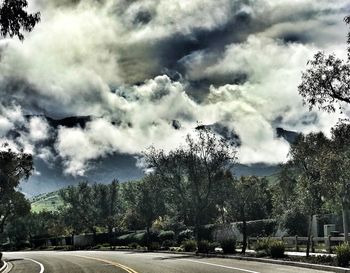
top-left (24, 258), bottom-right (45, 273)
top-left (0, 261), bottom-right (8, 272)
top-left (184, 259), bottom-right (261, 273)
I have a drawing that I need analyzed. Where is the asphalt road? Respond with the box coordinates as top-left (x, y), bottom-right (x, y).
top-left (2, 251), bottom-right (333, 273)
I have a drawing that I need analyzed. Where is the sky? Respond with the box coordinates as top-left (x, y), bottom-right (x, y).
top-left (0, 0), bottom-right (350, 196)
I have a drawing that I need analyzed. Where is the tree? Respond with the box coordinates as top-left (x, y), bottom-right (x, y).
top-left (0, 146), bottom-right (33, 233)
top-left (0, 0), bottom-right (40, 40)
top-left (319, 122), bottom-right (350, 242)
top-left (60, 181), bottom-right (122, 241)
top-left (93, 180), bottom-right (121, 233)
top-left (60, 181), bottom-right (100, 237)
top-left (0, 191), bottom-right (30, 234)
top-left (144, 127), bottom-right (237, 242)
top-left (298, 16), bottom-right (350, 112)
top-left (226, 176), bottom-right (272, 254)
top-left (135, 175), bottom-right (166, 245)
top-left (272, 164), bottom-right (308, 236)
top-left (288, 133), bottom-right (330, 257)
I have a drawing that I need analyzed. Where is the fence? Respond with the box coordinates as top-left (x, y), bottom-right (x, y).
top-left (248, 236), bottom-right (346, 253)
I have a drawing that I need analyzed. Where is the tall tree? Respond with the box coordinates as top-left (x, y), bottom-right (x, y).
top-left (298, 16), bottom-right (350, 112)
top-left (60, 181), bottom-right (100, 237)
top-left (0, 0), bottom-right (40, 40)
top-left (135, 175), bottom-right (166, 245)
top-left (227, 176), bottom-right (272, 254)
top-left (288, 133), bottom-right (330, 257)
top-left (319, 122), bottom-right (350, 242)
top-left (0, 146), bottom-right (33, 233)
top-left (144, 127), bottom-right (237, 242)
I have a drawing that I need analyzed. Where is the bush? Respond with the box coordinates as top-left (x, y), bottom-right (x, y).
top-left (159, 231), bottom-right (175, 242)
top-left (197, 240), bottom-right (210, 253)
top-left (255, 239), bottom-right (270, 251)
top-left (209, 242), bottom-right (220, 253)
top-left (336, 243), bottom-right (350, 267)
top-left (0, 252), bottom-right (2, 260)
top-left (162, 240), bottom-right (176, 250)
top-left (148, 242), bottom-right (160, 251)
top-left (197, 225), bottom-right (215, 241)
top-left (117, 232), bottom-right (146, 246)
top-left (221, 238), bottom-right (236, 254)
top-left (128, 242), bottom-right (140, 249)
top-left (178, 229), bottom-right (193, 243)
top-left (182, 240), bottom-right (197, 252)
top-left (269, 240), bottom-right (285, 258)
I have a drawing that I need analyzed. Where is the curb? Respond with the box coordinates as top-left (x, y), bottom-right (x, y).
top-left (110, 250), bottom-right (350, 273)
top-left (0, 260), bottom-right (8, 273)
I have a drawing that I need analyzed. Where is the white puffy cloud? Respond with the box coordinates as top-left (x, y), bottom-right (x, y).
top-left (0, 0), bottom-right (349, 176)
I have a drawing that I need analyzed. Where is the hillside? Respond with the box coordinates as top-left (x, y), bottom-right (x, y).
top-left (31, 191), bottom-right (63, 213)
top-left (30, 171), bottom-right (280, 213)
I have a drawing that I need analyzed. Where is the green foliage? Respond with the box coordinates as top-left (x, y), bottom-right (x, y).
top-left (255, 239), bottom-right (270, 251)
top-left (178, 229), bottom-right (193, 243)
top-left (144, 127), bottom-right (237, 232)
top-left (0, 0), bottom-right (40, 40)
top-left (159, 230), bottom-right (175, 242)
top-left (197, 225), bottom-right (215, 241)
top-left (269, 240), bottom-right (285, 258)
top-left (236, 220), bottom-right (277, 237)
top-left (148, 242), bottom-right (160, 251)
top-left (0, 147), bottom-right (33, 233)
top-left (117, 232), bottom-right (146, 246)
top-left (161, 240), bottom-right (175, 250)
top-left (59, 180), bottom-right (122, 235)
top-left (209, 242), bottom-right (220, 253)
top-left (336, 243), bottom-right (350, 267)
top-left (182, 240), bottom-right (197, 252)
top-left (197, 240), bottom-right (210, 253)
top-left (128, 242), bottom-right (140, 249)
top-left (220, 238), bottom-right (236, 254)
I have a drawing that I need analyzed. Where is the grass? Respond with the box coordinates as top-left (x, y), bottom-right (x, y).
top-left (31, 191), bottom-right (63, 213)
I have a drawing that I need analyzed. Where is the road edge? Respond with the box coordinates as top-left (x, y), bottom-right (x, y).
top-left (108, 249), bottom-right (350, 273)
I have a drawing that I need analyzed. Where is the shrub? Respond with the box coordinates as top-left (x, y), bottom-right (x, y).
top-left (162, 240), bottom-right (176, 250)
top-left (197, 240), bottom-right (210, 253)
top-left (159, 231), bottom-right (175, 242)
top-left (128, 242), bottom-right (140, 249)
top-left (255, 239), bottom-right (270, 252)
top-left (182, 240), bottom-right (197, 252)
top-left (209, 242), bottom-right (220, 253)
top-left (0, 252), bottom-right (2, 260)
top-left (148, 242), bottom-right (160, 251)
top-left (269, 240), bottom-right (285, 258)
top-left (336, 243), bottom-right (350, 267)
top-left (117, 232), bottom-right (146, 246)
top-left (197, 225), bottom-right (215, 241)
top-left (221, 238), bottom-right (236, 254)
top-left (178, 229), bottom-right (193, 243)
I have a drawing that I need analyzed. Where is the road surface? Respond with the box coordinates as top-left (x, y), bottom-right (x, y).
top-left (2, 251), bottom-right (333, 273)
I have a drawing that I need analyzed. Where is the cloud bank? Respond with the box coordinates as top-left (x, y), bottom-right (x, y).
top-left (0, 0), bottom-right (349, 178)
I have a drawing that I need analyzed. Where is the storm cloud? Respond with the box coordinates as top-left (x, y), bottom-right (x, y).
top-left (0, 0), bottom-right (350, 190)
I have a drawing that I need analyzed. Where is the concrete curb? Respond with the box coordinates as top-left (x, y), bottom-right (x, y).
top-left (0, 260), bottom-right (8, 273)
top-left (111, 249), bottom-right (350, 273)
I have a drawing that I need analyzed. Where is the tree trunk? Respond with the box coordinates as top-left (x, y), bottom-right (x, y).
top-left (146, 226), bottom-right (150, 247)
top-left (241, 212), bottom-right (247, 254)
top-left (306, 214), bottom-right (313, 257)
top-left (342, 202), bottom-right (349, 243)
